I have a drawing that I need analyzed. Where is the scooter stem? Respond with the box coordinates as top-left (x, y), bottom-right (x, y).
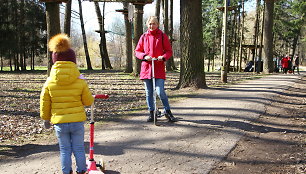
top-left (152, 58), bottom-right (157, 125)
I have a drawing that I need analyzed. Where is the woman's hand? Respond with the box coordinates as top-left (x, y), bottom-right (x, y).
top-left (157, 56), bottom-right (164, 61)
top-left (144, 55), bottom-right (152, 61)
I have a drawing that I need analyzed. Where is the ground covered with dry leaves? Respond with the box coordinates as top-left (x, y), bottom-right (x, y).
top-left (0, 70), bottom-right (258, 143)
top-left (1, 70), bottom-right (305, 174)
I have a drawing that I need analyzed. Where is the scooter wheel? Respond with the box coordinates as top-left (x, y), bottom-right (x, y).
top-left (97, 159), bottom-right (105, 172)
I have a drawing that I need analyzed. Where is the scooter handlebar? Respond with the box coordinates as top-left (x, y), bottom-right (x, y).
top-left (94, 94), bottom-right (109, 99)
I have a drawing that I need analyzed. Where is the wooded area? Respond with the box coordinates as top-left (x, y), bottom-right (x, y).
top-left (0, 0), bottom-right (305, 88)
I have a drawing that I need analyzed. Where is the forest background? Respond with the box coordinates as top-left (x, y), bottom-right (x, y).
top-left (0, 0), bottom-right (305, 72)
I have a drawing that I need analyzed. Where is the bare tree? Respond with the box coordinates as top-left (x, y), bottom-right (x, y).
top-left (78, 0), bottom-right (92, 70)
top-left (94, 2), bottom-right (113, 70)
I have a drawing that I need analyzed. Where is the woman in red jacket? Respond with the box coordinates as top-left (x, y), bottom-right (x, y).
top-left (281, 55), bottom-right (289, 74)
top-left (135, 16), bottom-right (177, 122)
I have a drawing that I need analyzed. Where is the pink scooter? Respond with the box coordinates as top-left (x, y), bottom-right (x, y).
top-left (86, 94), bottom-right (109, 174)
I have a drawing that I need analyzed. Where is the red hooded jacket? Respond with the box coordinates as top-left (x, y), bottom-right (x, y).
top-left (281, 56), bottom-right (289, 68)
top-left (135, 29), bottom-right (173, 79)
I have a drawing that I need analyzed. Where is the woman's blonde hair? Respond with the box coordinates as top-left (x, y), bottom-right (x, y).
top-left (146, 16), bottom-right (159, 26)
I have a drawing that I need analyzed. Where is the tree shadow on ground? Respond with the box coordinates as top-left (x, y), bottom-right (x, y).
top-left (0, 143), bottom-right (58, 159)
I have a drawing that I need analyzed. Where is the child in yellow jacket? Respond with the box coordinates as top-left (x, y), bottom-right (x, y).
top-left (40, 33), bottom-right (94, 174)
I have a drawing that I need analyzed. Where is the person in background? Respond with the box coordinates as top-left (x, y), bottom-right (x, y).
top-left (281, 55), bottom-right (290, 74)
top-left (40, 33), bottom-right (94, 174)
top-left (292, 55), bottom-right (300, 74)
top-left (135, 16), bottom-right (177, 122)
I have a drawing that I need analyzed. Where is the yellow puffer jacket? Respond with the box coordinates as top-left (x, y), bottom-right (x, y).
top-left (40, 61), bottom-right (94, 124)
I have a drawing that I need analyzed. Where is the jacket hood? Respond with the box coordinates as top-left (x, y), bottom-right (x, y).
top-left (49, 61), bottom-right (80, 86)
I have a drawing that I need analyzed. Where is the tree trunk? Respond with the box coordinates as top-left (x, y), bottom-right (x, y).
top-left (238, 0), bottom-right (245, 72)
top-left (132, 4), bottom-right (144, 76)
top-left (45, 2), bottom-right (61, 76)
top-left (101, 2), bottom-right (113, 69)
top-left (78, 0), bottom-right (92, 70)
top-left (221, 0), bottom-right (228, 83)
top-left (177, 0), bottom-right (206, 89)
top-left (123, 2), bottom-right (133, 73)
top-left (155, 0), bottom-right (161, 20)
top-left (253, 0), bottom-right (260, 73)
top-left (263, 0), bottom-right (274, 74)
top-left (166, 0), bottom-right (176, 71)
top-left (94, 2), bottom-right (105, 70)
top-left (290, 35), bottom-right (299, 57)
top-left (64, 0), bottom-right (72, 36)
top-left (20, 0), bottom-right (26, 71)
top-left (162, 0), bottom-right (168, 34)
top-left (258, 2), bottom-right (265, 73)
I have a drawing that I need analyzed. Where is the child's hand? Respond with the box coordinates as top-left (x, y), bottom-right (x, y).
top-left (79, 74), bottom-right (86, 79)
top-left (44, 120), bottom-right (51, 129)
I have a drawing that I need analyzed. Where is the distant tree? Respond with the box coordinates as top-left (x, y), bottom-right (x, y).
top-left (202, 0), bottom-right (222, 72)
top-left (78, 0), bottom-right (92, 70)
top-left (177, 0), bottom-right (206, 89)
top-left (252, 0), bottom-right (261, 71)
top-left (0, 0), bottom-right (46, 72)
top-left (94, 2), bottom-right (113, 70)
top-left (274, 0), bottom-right (306, 57)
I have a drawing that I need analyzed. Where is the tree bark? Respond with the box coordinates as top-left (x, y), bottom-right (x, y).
top-left (238, 0), bottom-right (245, 72)
top-left (101, 2), bottom-right (113, 69)
top-left (290, 35), bottom-right (299, 57)
top-left (20, 0), bottom-right (26, 71)
top-left (166, 0), bottom-right (176, 71)
top-left (155, 0), bottom-right (161, 20)
top-left (123, 2), bottom-right (133, 73)
top-left (177, 0), bottom-right (206, 89)
top-left (64, 0), bottom-right (72, 36)
top-left (253, 0), bottom-right (260, 73)
top-left (132, 4), bottom-right (144, 76)
top-left (257, 2), bottom-right (265, 73)
top-left (94, 2), bottom-right (105, 70)
top-left (263, 0), bottom-right (274, 73)
top-left (221, 0), bottom-right (228, 83)
top-left (45, 2), bottom-right (61, 76)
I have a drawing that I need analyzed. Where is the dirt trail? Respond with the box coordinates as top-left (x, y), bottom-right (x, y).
top-left (0, 72), bottom-right (305, 174)
top-left (210, 74), bottom-right (306, 174)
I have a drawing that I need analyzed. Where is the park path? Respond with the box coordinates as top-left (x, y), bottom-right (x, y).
top-left (0, 72), bottom-right (302, 174)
